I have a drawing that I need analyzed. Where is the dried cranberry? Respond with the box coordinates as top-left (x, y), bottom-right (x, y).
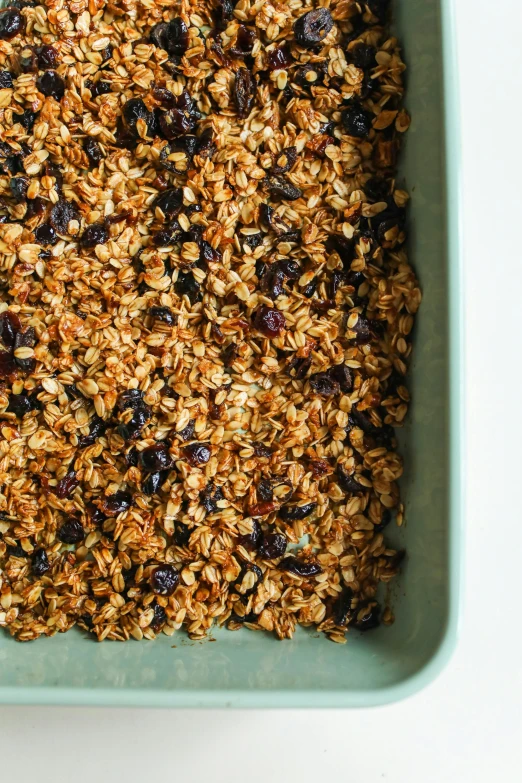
top-left (272, 146), bottom-right (297, 175)
top-left (175, 271), bottom-right (201, 304)
top-left (37, 44), bottom-right (59, 69)
top-left (150, 564), bottom-right (179, 596)
top-left (34, 224), bottom-right (57, 246)
top-left (178, 419), bottom-right (196, 441)
top-left (241, 231), bottom-right (263, 250)
top-left (150, 22), bottom-right (170, 51)
top-left (279, 503), bottom-right (316, 521)
top-left (233, 67), bottom-right (254, 119)
top-left (78, 414), bottom-right (107, 448)
top-left (215, 0), bottom-right (236, 24)
top-left (117, 407), bottom-right (151, 440)
top-left (139, 442), bottom-right (171, 471)
top-left (0, 351), bottom-right (16, 377)
top-left (37, 70), bottom-right (65, 101)
top-left (337, 465), bottom-right (364, 494)
top-left (342, 105), bottom-right (373, 138)
top-left (57, 517), bottom-right (84, 544)
top-left (309, 373), bottom-right (340, 396)
top-left (201, 482), bottom-right (224, 513)
top-left (333, 586), bottom-right (355, 625)
top-left (87, 503), bottom-right (105, 526)
top-left (253, 306), bottom-right (285, 338)
top-left (0, 8), bottom-right (24, 40)
top-left (142, 471), bottom-right (163, 495)
top-left (0, 70), bottom-right (13, 88)
top-left (10, 176), bottom-right (28, 202)
top-left (173, 522), bottom-right (191, 546)
top-left (0, 310), bottom-right (20, 349)
top-left (327, 363), bottom-right (353, 392)
top-left (264, 174), bottom-right (302, 201)
top-left (83, 137), bottom-right (103, 166)
top-left (100, 491), bottom-right (132, 516)
top-left (80, 223), bottom-right (109, 249)
top-left (32, 548), bottom-right (50, 576)
top-left (14, 326), bottom-right (35, 372)
top-left (355, 600), bottom-right (381, 631)
top-left (266, 45), bottom-right (292, 71)
top-left (50, 200), bottom-right (80, 235)
top-left (13, 109), bottom-right (36, 130)
top-left (279, 556), bottom-right (322, 577)
top-left (151, 18), bottom-right (188, 56)
top-left (293, 9), bottom-right (333, 49)
top-left (159, 107), bottom-right (196, 138)
top-left (55, 470), bottom-right (79, 499)
top-left (154, 188), bottom-right (183, 217)
top-left (196, 127), bottom-right (216, 158)
top-left (258, 532), bottom-right (287, 559)
top-left (230, 25), bottom-right (257, 57)
top-left (238, 519), bottom-right (261, 550)
top-left (183, 442), bottom-right (211, 466)
top-left (123, 98), bottom-right (157, 137)
top-left (150, 602), bottom-right (167, 631)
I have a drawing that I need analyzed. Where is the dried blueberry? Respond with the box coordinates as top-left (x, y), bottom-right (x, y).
top-left (83, 137), bottom-right (103, 166)
top-left (264, 174), bottom-right (302, 201)
top-left (173, 522), bottom-right (191, 546)
top-left (350, 314), bottom-right (371, 345)
top-left (151, 18), bottom-right (188, 56)
top-left (279, 503), bottom-right (316, 521)
top-left (34, 224), bottom-right (57, 246)
top-left (37, 70), bottom-right (65, 101)
top-left (237, 519), bottom-right (261, 550)
top-left (355, 600), bottom-right (381, 631)
top-left (9, 176), bottom-right (28, 203)
top-left (233, 67), bottom-right (254, 119)
top-left (258, 532), bottom-right (287, 559)
top-left (150, 602), bottom-right (167, 631)
top-left (309, 372), bottom-right (340, 396)
top-left (0, 70), bottom-right (13, 88)
top-left (142, 471), bottom-right (163, 495)
top-left (13, 108), bottom-right (36, 130)
top-left (90, 80), bottom-right (111, 98)
top-left (293, 9), bottom-right (333, 49)
top-left (32, 548), bottom-right (50, 576)
top-left (139, 442), bottom-right (171, 471)
top-left (294, 62), bottom-right (327, 89)
top-left (279, 556), bottom-right (322, 577)
top-left (150, 22), bottom-right (170, 51)
top-left (50, 200), bottom-right (80, 235)
top-left (350, 43), bottom-right (376, 69)
top-left (365, 176), bottom-right (389, 201)
top-left (200, 482), bottom-right (224, 513)
top-left (333, 586), bottom-right (355, 625)
top-left (100, 491), bottom-right (132, 516)
top-left (151, 564), bottom-right (179, 596)
top-left (178, 419), bottom-right (196, 442)
top-left (253, 306), bottom-right (286, 338)
top-left (123, 97), bottom-right (157, 138)
top-left (175, 271), bottom-right (201, 304)
top-left (159, 107), bottom-right (197, 138)
top-left (149, 305), bottom-right (175, 325)
top-left (55, 470), bottom-right (79, 499)
top-left (0, 8), bottom-right (24, 40)
top-left (7, 393), bottom-right (32, 417)
top-left (183, 442), bottom-right (211, 466)
top-left (80, 222), bottom-right (109, 249)
top-left (37, 44), bottom-right (59, 69)
top-left (342, 105), bottom-right (373, 138)
top-left (57, 517), bottom-right (84, 544)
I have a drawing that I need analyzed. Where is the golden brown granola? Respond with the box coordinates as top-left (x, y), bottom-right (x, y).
top-left (0, 0), bottom-right (419, 643)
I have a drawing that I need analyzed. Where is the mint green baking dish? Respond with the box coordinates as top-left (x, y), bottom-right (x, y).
top-left (0, 0), bottom-right (462, 707)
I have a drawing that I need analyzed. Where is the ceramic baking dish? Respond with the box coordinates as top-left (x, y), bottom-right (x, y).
top-left (0, 0), bottom-right (462, 707)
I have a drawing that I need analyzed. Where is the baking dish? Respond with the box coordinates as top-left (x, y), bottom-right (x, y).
top-left (0, 0), bottom-right (462, 707)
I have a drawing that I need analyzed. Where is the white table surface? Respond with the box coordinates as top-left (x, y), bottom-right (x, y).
top-left (2, 2), bottom-right (521, 780)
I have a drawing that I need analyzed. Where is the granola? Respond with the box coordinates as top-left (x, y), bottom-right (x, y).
top-left (0, 0), bottom-right (420, 643)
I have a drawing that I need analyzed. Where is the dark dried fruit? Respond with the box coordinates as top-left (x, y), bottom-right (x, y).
top-left (279, 502), bottom-right (316, 521)
top-left (7, 393), bottom-right (33, 417)
top-left (258, 532), bottom-right (287, 559)
top-left (151, 564), bottom-right (179, 595)
top-left (216, 0), bottom-right (236, 24)
top-left (150, 18), bottom-right (189, 56)
top-left (81, 222), bottom-right (109, 248)
top-left (248, 501), bottom-right (277, 517)
top-left (150, 602), bottom-right (167, 632)
top-left (350, 43), bottom-right (376, 69)
top-left (327, 363), bottom-right (353, 392)
top-left (233, 67), bottom-right (254, 118)
top-left (259, 203), bottom-right (291, 236)
top-left (183, 442), bottom-right (211, 466)
top-left (7, 542), bottom-right (26, 557)
top-left (309, 372), bottom-right (340, 396)
top-left (175, 271), bottom-right (201, 304)
top-left (342, 105), bottom-right (373, 138)
top-left (37, 70), bottom-right (65, 100)
top-left (87, 503), bottom-right (105, 526)
top-left (26, 197), bottom-right (45, 221)
top-left (90, 80), bottom-right (111, 98)
top-left (230, 610), bottom-right (258, 624)
top-left (117, 389), bottom-right (145, 411)
top-left (117, 407), bottom-right (151, 440)
top-left (257, 479), bottom-right (273, 502)
top-left (123, 97), bottom-right (157, 137)
top-left (50, 200), bottom-right (80, 235)
top-left (178, 419), bottom-right (196, 442)
top-left (10, 176), bottom-right (28, 202)
top-left (272, 146), bottom-right (297, 175)
top-left (279, 557), bottom-right (322, 577)
top-left (100, 491), bottom-right (132, 516)
top-left (57, 517), bottom-right (84, 544)
top-left (0, 70), bottom-right (13, 88)
top-left (367, 0), bottom-right (390, 22)
top-left (34, 224), bottom-right (57, 246)
top-left (241, 231), bottom-right (263, 250)
top-left (173, 522), bottom-right (191, 546)
top-left (149, 305), bottom-right (175, 325)
top-left (0, 310), bottom-right (20, 349)
top-left (287, 355), bottom-right (312, 380)
top-left (355, 600), bottom-right (381, 631)
top-left (32, 548), bottom-right (50, 576)
top-left (77, 414), bottom-right (107, 448)
top-left (37, 44), bottom-right (59, 69)
top-left (266, 44), bottom-right (292, 71)
top-left (337, 465), bottom-right (365, 494)
top-left (293, 9), bottom-right (333, 49)
top-left (13, 108), bottom-right (36, 129)
top-left (55, 470), bottom-right (79, 499)
top-left (349, 314), bottom-right (371, 345)
top-left (294, 63), bottom-right (327, 89)
top-left (222, 342), bottom-right (238, 368)
top-left (264, 174), bottom-right (302, 201)
top-left (373, 509), bottom-right (391, 534)
top-left (0, 351), bottom-right (16, 377)
top-left (159, 107), bottom-right (196, 138)
top-left (0, 8), bottom-right (24, 40)
top-left (142, 471), bottom-right (163, 495)
top-left (154, 187), bottom-right (183, 217)
top-left (254, 305), bottom-right (286, 338)
top-left (83, 137), bottom-right (103, 166)
top-left (333, 586), bottom-right (355, 625)
top-left (230, 25), bottom-right (257, 57)
top-left (253, 442), bottom-right (271, 458)
top-left (233, 562), bottom-right (262, 595)
top-left (14, 326), bottom-right (36, 372)
top-left (200, 482), bottom-right (224, 513)
top-left (139, 442), bottom-right (171, 471)
top-left (237, 519), bottom-right (261, 550)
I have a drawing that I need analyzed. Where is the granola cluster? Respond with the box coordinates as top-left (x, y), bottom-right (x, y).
top-left (0, 0), bottom-right (419, 643)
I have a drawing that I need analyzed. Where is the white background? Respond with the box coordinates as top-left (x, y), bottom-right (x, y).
top-left (1, 1), bottom-right (521, 780)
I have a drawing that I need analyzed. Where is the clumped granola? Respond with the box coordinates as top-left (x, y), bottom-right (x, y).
top-left (0, 0), bottom-right (419, 644)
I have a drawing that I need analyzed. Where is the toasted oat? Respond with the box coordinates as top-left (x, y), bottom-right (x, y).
top-left (0, 0), bottom-right (417, 644)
